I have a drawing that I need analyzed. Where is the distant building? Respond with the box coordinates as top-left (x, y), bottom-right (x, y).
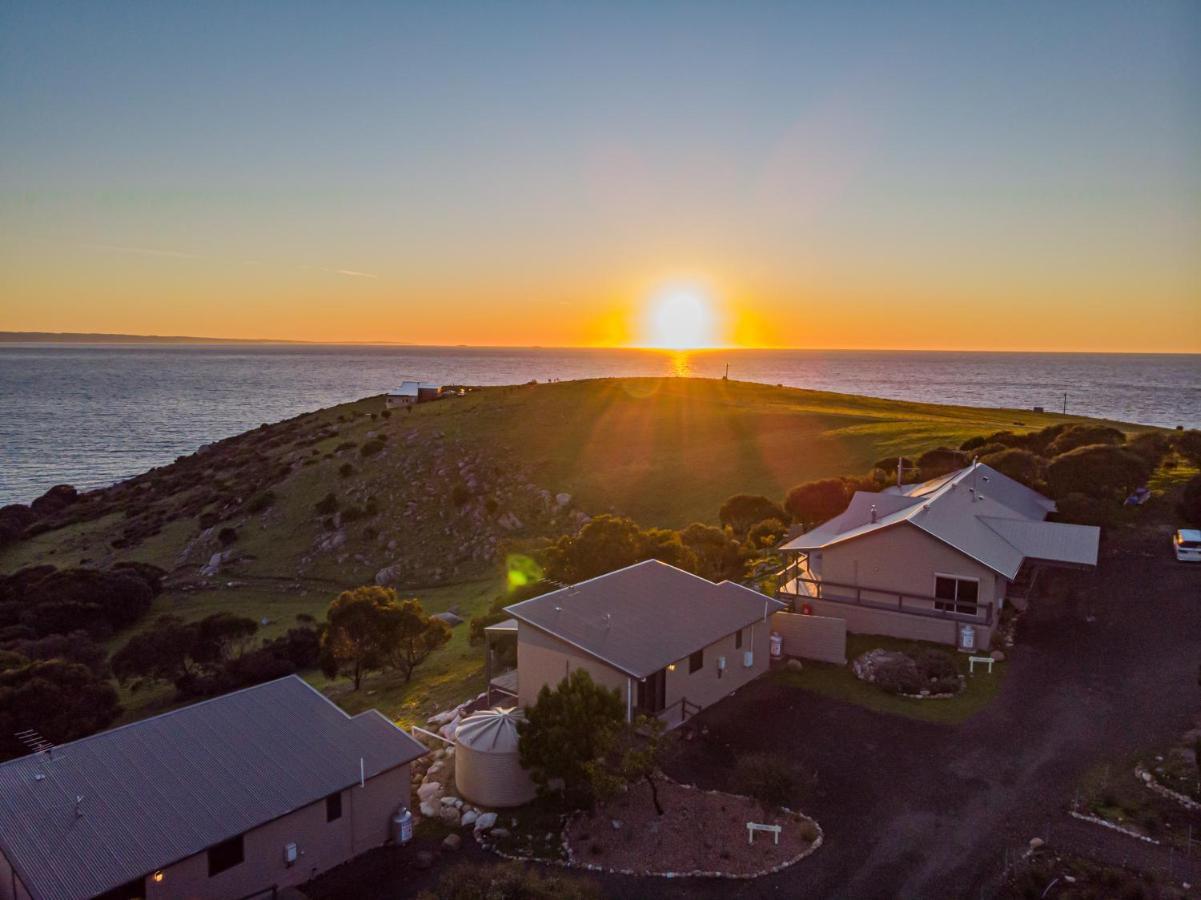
top-left (386, 381), bottom-right (442, 408)
top-left (0, 676), bottom-right (425, 900)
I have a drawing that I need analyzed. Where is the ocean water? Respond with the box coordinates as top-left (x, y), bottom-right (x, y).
top-left (1, 344), bottom-right (1198, 505)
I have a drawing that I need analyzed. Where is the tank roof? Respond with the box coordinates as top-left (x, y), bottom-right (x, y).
top-left (455, 706), bottom-right (525, 753)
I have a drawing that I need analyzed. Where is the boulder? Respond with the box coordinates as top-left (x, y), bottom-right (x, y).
top-left (439, 806), bottom-right (461, 826)
top-left (441, 833), bottom-right (461, 852)
top-left (460, 810), bottom-right (478, 828)
top-left (416, 781), bottom-right (442, 801)
top-left (31, 484), bottom-right (78, 517)
top-left (474, 812), bottom-right (498, 831)
top-left (375, 564), bottom-right (404, 586)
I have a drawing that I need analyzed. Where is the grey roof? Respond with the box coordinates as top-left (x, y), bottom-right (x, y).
top-left (781, 463), bottom-right (1099, 579)
top-left (389, 380), bottom-right (440, 397)
top-left (0, 676), bottom-right (425, 900)
top-left (505, 560), bottom-right (784, 678)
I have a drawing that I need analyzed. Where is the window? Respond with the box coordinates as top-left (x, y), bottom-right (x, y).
top-left (734, 629), bottom-right (743, 650)
top-left (207, 835), bottom-right (244, 877)
top-left (326, 791), bottom-right (343, 822)
top-left (688, 649), bottom-right (704, 674)
top-left (934, 575), bottom-right (979, 615)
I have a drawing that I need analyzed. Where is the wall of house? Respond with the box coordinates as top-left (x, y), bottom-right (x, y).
top-left (802, 596), bottom-right (993, 649)
top-left (516, 623), bottom-right (631, 711)
top-left (0, 849), bottom-right (33, 900)
top-left (660, 620), bottom-right (772, 716)
top-left (142, 764), bottom-right (411, 900)
top-left (771, 612), bottom-right (847, 664)
top-left (818, 524), bottom-right (1002, 613)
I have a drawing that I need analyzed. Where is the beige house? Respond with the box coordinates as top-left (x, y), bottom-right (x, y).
top-left (500, 560), bottom-right (784, 728)
top-left (778, 463), bottom-right (1100, 650)
top-left (0, 677), bottom-right (425, 900)
top-left (385, 381), bottom-right (441, 408)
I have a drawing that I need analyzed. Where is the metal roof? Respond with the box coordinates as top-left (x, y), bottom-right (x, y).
top-left (389, 380), bottom-right (440, 397)
top-left (780, 463), bottom-right (1099, 579)
top-left (0, 676), bottom-right (425, 900)
top-left (455, 707), bottom-right (525, 754)
top-left (504, 560), bottom-right (784, 679)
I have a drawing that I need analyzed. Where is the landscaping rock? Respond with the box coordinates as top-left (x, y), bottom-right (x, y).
top-left (440, 806), bottom-right (461, 826)
top-left (440, 795), bottom-right (459, 807)
top-left (990, 650), bottom-right (1006, 662)
top-left (419, 801), bottom-right (437, 817)
top-left (786, 658), bottom-right (804, 671)
top-left (489, 827), bottom-right (510, 839)
top-left (416, 781), bottom-right (442, 801)
top-left (460, 810), bottom-right (478, 828)
top-left (555, 492), bottom-right (572, 507)
top-left (441, 833), bottom-right (462, 851)
top-left (1029, 837), bottom-right (1045, 851)
top-left (474, 812), bottom-right (498, 831)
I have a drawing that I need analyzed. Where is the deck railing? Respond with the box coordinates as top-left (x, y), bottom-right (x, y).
top-left (777, 568), bottom-right (993, 626)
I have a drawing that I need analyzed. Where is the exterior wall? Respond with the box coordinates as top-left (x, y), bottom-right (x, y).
top-left (771, 612), bottom-right (847, 664)
top-left (0, 849), bottom-right (33, 900)
top-left (803, 596), bottom-right (994, 649)
top-left (817, 524), bottom-right (1002, 612)
top-left (142, 764), bottom-right (411, 900)
top-left (516, 623), bottom-right (631, 711)
top-left (660, 620), bottom-right (771, 715)
top-left (386, 395), bottom-right (416, 408)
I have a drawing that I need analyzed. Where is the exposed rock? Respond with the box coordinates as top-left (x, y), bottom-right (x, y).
top-left (441, 833), bottom-right (461, 851)
top-left (460, 810), bottom-right (478, 828)
top-left (474, 812), bottom-right (498, 831)
top-left (439, 806), bottom-right (461, 826)
top-left (990, 650), bottom-right (1006, 662)
top-left (555, 492), bottom-right (572, 507)
top-left (313, 529), bottom-right (346, 553)
top-left (1028, 837), bottom-right (1045, 851)
top-left (375, 563), bottom-right (404, 586)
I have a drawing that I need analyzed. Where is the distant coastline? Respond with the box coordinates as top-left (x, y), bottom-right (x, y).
top-left (0, 331), bottom-right (308, 344)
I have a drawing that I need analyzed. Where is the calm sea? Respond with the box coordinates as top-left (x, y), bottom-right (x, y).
top-left (1, 345), bottom-right (1198, 506)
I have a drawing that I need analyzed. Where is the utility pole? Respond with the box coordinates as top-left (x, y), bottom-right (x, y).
top-left (1063, 392), bottom-right (1067, 415)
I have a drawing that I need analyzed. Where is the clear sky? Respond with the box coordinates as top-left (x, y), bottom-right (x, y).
top-left (1, 1), bottom-right (1198, 350)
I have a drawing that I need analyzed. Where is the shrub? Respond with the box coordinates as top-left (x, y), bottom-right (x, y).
top-left (418, 862), bottom-right (601, 900)
top-left (245, 491), bottom-right (276, 514)
top-left (451, 483), bottom-right (472, 507)
top-left (217, 527), bottom-right (238, 547)
top-left (1179, 474), bottom-right (1201, 526)
top-left (978, 447), bottom-right (1045, 491)
top-left (1046, 424), bottom-right (1126, 457)
top-left (359, 437), bottom-right (386, 457)
top-left (798, 820), bottom-right (820, 843)
top-left (916, 447), bottom-right (969, 479)
top-left (718, 494), bottom-right (788, 537)
top-left (784, 479), bottom-right (851, 529)
top-left (1176, 430), bottom-right (1201, 467)
top-left (747, 517), bottom-right (788, 549)
top-left (1047, 444), bottom-right (1152, 500)
top-left (314, 492), bottom-right (339, 515)
top-left (197, 511), bottom-right (219, 530)
top-left (338, 462), bottom-right (355, 478)
top-left (873, 657), bottom-right (923, 695)
top-left (1055, 493), bottom-right (1123, 527)
top-left (0, 659), bottom-right (121, 760)
top-left (734, 752), bottom-right (802, 808)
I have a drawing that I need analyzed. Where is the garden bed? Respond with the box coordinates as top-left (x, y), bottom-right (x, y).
top-left (852, 647), bottom-right (965, 699)
top-left (562, 779), bottom-right (821, 878)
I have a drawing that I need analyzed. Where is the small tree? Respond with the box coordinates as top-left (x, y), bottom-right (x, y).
top-left (1176, 430), bottom-right (1201, 467)
top-left (1179, 474), bottom-right (1201, 527)
top-left (978, 447), bottom-right (1045, 491)
top-left (518, 669), bottom-right (625, 808)
top-left (1046, 424), bottom-right (1126, 457)
top-left (917, 447), bottom-right (969, 479)
top-left (784, 479), bottom-right (851, 529)
top-left (747, 517), bottom-right (788, 549)
top-left (588, 714), bottom-right (673, 816)
top-left (719, 495), bottom-right (787, 537)
top-left (387, 598), bottom-right (452, 682)
top-left (678, 523), bottom-right (747, 582)
top-left (1046, 444), bottom-right (1152, 500)
top-left (320, 586), bottom-right (396, 690)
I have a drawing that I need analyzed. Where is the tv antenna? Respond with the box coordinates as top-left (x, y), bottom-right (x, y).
top-left (14, 729), bottom-right (54, 758)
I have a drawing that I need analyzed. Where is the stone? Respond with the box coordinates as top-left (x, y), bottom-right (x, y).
top-left (415, 850), bottom-right (435, 869)
top-left (441, 833), bottom-right (462, 851)
top-left (416, 781), bottom-right (442, 801)
top-left (440, 795), bottom-right (459, 807)
top-left (440, 806), bottom-right (461, 826)
top-left (990, 650), bottom-right (1006, 662)
top-left (460, 810), bottom-right (478, 828)
top-left (786, 658), bottom-right (804, 671)
top-left (419, 801), bottom-right (437, 817)
top-left (555, 492), bottom-right (572, 507)
top-left (489, 827), bottom-right (510, 839)
top-left (474, 812), bottom-right (498, 831)
top-left (1028, 837), bottom-right (1045, 851)
top-left (611, 819), bottom-right (622, 831)
top-left (375, 564), bottom-right (404, 586)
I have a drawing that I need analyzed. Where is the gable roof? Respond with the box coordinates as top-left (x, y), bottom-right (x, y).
top-left (0, 676), bottom-right (425, 900)
top-left (781, 463), bottom-right (1099, 579)
top-left (505, 560), bottom-right (783, 678)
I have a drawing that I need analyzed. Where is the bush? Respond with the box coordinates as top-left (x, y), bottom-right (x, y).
top-left (916, 447), bottom-right (969, 479)
top-left (359, 437), bottom-right (386, 457)
top-left (1046, 424), bottom-right (1126, 457)
top-left (784, 479), bottom-right (851, 529)
top-left (314, 492), bottom-right (339, 515)
top-left (1, 630), bottom-right (109, 676)
top-left (451, 483), bottom-right (472, 507)
top-left (734, 752), bottom-right (803, 808)
top-left (338, 462), bottom-right (355, 478)
top-left (197, 511), bottom-right (219, 530)
top-left (1176, 430), bottom-right (1201, 467)
top-left (1179, 474), bottom-right (1201, 526)
top-left (718, 494), bottom-right (788, 537)
top-left (217, 527), bottom-right (238, 547)
top-left (1046, 444), bottom-right (1152, 500)
top-left (0, 659), bottom-right (121, 760)
top-left (1055, 492), bottom-right (1123, 527)
top-left (977, 447), bottom-right (1045, 491)
top-left (245, 491), bottom-right (276, 513)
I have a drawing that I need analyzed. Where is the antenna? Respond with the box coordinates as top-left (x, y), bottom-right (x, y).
top-left (14, 729), bottom-right (54, 757)
top-left (75, 795), bottom-right (84, 818)
top-left (870, 504), bottom-right (878, 524)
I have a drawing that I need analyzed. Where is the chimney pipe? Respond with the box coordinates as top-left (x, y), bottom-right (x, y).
top-left (870, 505), bottom-right (878, 524)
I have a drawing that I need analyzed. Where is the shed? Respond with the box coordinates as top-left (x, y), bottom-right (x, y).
top-left (454, 707), bottom-right (536, 808)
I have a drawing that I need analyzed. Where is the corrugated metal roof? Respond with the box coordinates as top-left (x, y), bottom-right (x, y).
top-left (505, 560), bottom-right (784, 678)
top-left (455, 708), bottom-right (525, 753)
top-left (0, 676), bottom-right (425, 900)
top-left (781, 463), bottom-right (1098, 579)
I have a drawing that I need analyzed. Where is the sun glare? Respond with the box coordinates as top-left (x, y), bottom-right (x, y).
top-left (642, 289), bottom-right (719, 349)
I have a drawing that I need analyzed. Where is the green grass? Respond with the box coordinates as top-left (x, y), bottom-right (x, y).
top-left (772, 633), bottom-right (1007, 724)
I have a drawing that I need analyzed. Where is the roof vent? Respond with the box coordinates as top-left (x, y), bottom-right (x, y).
top-left (75, 795), bottom-right (84, 818)
top-left (870, 505), bottom-right (878, 524)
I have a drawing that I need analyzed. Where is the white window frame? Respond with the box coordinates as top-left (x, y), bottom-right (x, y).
top-left (933, 573), bottom-right (980, 616)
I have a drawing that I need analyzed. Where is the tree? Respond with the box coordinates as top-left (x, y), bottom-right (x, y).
top-left (387, 598), bottom-right (452, 682)
top-left (916, 447), bottom-right (969, 479)
top-left (1046, 424), bottom-right (1126, 457)
top-left (0, 659), bottom-right (121, 760)
top-left (469, 581), bottom-right (554, 646)
top-left (1176, 430), bottom-right (1201, 467)
top-left (1180, 474), bottom-right (1201, 526)
top-left (544, 515), bottom-right (643, 584)
top-left (747, 517), bottom-right (788, 550)
top-left (320, 586), bottom-right (398, 690)
top-left (1046, 444), bottom-right (1153, 500)
top-left (784, 479), bottom-right (851, 529)
top-left (635, 527), bottom-right (697, 572)
top-left (678, 523), bottom-right (746, 582)
top-left (111, 613), bottom-right (260, 695)
top-left (718, 495), bottom-right (787, 537)
top-left (587, 714), bottom-right (673, 816)
top-left (978, 447), bottom-right (1045, 491)
top-left (518, 669), bottom-right (625, 808)
top-left (2, 630), bottom-right (108, 676)
top-left (1127, 432), bottom-right (1171, 469)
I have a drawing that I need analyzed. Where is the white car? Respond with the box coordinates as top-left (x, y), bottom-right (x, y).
top-left (1174, 529), bottom-right (1201, 562)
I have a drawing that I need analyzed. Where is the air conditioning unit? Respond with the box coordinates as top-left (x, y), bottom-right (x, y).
top-left (283, 843), bottom-right (298, 866)
top-left (717, 656), bottom-right (726, 670)
top-left (743, 651), bottom-right (754, 668)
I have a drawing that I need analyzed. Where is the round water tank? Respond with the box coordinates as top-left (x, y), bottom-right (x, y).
top-left (454, 707), bottom-right (536, 808)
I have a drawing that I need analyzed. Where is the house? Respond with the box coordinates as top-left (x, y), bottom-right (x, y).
top-left (0, 676), bottom-right (425, 900)
top-left (777, 463), bottom-right (1100, 650)
top-left (500, 560), bottom-right (784, 727)
top-left (385, 381), bottom-right (441, 408)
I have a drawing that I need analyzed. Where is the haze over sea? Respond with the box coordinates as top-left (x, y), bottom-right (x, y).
top-left (1, 344), bottom-right (1198, 505)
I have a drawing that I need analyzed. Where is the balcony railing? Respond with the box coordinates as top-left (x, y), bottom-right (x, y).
top-left (777, 563), bottom-right (993, 627)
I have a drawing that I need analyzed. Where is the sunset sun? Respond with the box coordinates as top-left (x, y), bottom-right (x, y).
top-left (641, 289), bottom-right (720, 350)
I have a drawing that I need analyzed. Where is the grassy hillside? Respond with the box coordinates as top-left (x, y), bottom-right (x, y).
top-left (0, 377), bottom-right (1148, 726)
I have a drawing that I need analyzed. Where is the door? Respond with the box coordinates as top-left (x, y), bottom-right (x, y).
top-left (636, 668), bottom-right (667, 715)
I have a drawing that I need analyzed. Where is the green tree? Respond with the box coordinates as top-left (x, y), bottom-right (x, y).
top-left (320, 586), bottom-right (397, 690)
top-left (0, 658), bottom-right (122, 760)
top-left (544, 515), bottom-right (643, 584)
top-left (111, 613), bottom-right (259, 694)
top-left (784, 479), bottom-right (851, 529)
top-left (718, 495), bottom-right (787, 537)
top-left (1179, 474), bottom-right (1201, 526)
top-left (747, 517), bottom-right (788, 549)
top-left (387, 598), bottom-right (452, 682)
top-left (1046, 444), bottom-right (1152, 500)
top-left (678, 523), bottom-right (746, 582)
top-left (978, 447), bottom-right (1045, 491)
top-left (587, 714), bottom-right (673, 816)
top-left (517, 669), bottom-right (625, 808)
top-left (1046, 424), bottom-right (1126, 457)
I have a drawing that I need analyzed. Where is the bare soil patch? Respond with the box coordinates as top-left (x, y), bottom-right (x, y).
top-left (564, 779), bottom-right (819, 877)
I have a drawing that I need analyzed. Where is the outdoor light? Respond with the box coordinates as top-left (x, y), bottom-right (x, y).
top-left (152, 871), bottom-right (164, 883)
top-left (667, 663), bottom-right (676, 672)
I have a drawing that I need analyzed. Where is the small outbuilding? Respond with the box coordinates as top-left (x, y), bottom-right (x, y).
top-left (454, 707), bottom-right (536, 808)
top-left (386, 381), bottom-right (442, 408)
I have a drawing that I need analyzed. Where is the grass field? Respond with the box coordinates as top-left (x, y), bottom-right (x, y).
top-left (773, 633), bottom-right (1008, 724)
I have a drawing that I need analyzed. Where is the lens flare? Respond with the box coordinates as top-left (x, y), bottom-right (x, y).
top-left (642, 289), bottom-right (718, 349)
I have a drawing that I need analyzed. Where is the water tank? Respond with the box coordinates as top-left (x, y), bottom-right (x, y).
top-left (454, 707), bottom-right (536, 808)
